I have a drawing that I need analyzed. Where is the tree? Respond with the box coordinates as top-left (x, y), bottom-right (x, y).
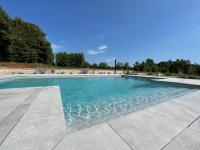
top-left (169, 59), bottom-right (191, 74)
top-left (0, 7), bottom-right (53, 64)
top-left (83, 61), bottom-right (91, 68)
top-left (0, 7), bottom-right (11, 61)
top-left (91, 63), bottom-right (98, 68)
top-left (158, 60), bottom-right (172, 73)
top-left (144, 58), bottom-right (157, 72)
top-left (98, 62), bottom-right (108, 69)
top-left (116, 62), bottom-right (124, 69)
top-left (55, 52), bottom-right (86, 68)
top-left (124, 62), bottom-right (129, 70)
top-left (133, 61), bottom-right (140, 71)
top-left (55, 52), bottom-right (68, 67)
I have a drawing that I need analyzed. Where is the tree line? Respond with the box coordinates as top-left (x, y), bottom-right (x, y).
top-left (133, 59), bottom-right (200, 76)
top-left (55, 52), bottom-right (112, 69)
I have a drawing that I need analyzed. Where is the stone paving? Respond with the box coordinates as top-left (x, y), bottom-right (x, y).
top-left (0, 76), bottom-right (200, 150)
top-left (0, 86), bottom-right (66, 150)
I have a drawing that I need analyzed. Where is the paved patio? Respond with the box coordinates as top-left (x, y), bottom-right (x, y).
top-left (0, 86), bottom-right (66, 150)
top-left (0, 76), bottom-right (200, 150)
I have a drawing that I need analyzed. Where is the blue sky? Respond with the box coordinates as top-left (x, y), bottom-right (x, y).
top-left (1, 0), bottom-right (200, 65)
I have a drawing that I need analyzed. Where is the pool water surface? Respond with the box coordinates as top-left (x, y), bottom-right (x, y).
top-left (0, 76), bottom-right (199, 133)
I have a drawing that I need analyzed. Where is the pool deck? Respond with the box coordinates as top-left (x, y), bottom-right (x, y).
top-left (0, 75), bottom-right (200, 150)
top-left (0, 86), bottom-right (66, 150)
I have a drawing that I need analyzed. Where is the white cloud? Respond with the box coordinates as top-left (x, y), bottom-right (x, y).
top-left (87, 49), bottom-right (106, 55)
top-left (51, 44), bottom-right (62, 50)
top-left (87, 44), bottom-right (108, 55)
top-left (51, 43), bottom-right (68, 52)
top-left (98, 44), bottom-right (107, 50)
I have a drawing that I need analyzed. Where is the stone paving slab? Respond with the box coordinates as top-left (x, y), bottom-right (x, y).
top-left (0, 87), bottom-right (33, 94)
top-left (151, 99), bottom-right (200, 123)
top-left (0, 89), bottom-right (33, 122)
top-left (0, 90), bottom-right (30, 108)
top-left (0, 105), bottom-right (30, 145)
top-left (0, 88), bottom-right (41, 123)
top-left (176, 92), bottom-right (200, 112)
top-left (108, 107), bottom-right (190, 150)
top-left (155, 78), bottom-right (200, 86)
top-left (0, 95), bottom-right (29, 108)
top-left (190, 117), bottom-right (200, 134)
top-left (54, 123), bottom-right (132, 150)
top-left (163, 127), bottom-right (200, 150)
top-left (19, 87), bottom-right (64, 122)
top-left (0, 88), bottom-right (41, 145)
top-left (0, 86), bottom-right (66, 150)
top-left (0, 115), bottom-right (66, 150)
top-left (0, 106), bottom-right (16, 122)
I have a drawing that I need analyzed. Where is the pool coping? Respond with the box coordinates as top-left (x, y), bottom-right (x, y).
top-left (0, 74), bottom-right (121, 79)
top-left (0, 75), bottom-right (200, 150)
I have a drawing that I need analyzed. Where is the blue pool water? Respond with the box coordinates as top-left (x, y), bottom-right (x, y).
top-left (0, 76), bottom-right (199, 133)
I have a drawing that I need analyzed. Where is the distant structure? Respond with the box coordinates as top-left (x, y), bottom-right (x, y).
top-left (114, 59), bottom-right (117, 74)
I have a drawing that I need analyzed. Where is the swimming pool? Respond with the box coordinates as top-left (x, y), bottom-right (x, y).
top-left (0, 76), bottom-right (199, 133)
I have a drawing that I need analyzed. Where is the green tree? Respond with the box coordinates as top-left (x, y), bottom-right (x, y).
top-left (83, 61), bottom-right (91, 68)
top-left (98, 62), bottom-right (108, 69)
top-left (55, 52), bottom-right (69, 67)
top-left (0, 7), bottom-right (53, 64)
top-left (158, 60), bottom-right (172, 73)
top-left (144, 59), bottom-right (157, 72)
top-left (116, 62), bottom-right (124, 69)
top-left (0, 7), bottom-right (11, 61)
top-left (8, 17), bottom-right (53, 63)
top-left (91, 63), bottom-right (98, 68)
top-left (124, 62), bottom-right (129, 70)
top-left (133, 61), bottom-right (140, 71)
top-left (169, 59), bottom-right (191, 74)
top-left (55, 52), bottom-right (86, 68)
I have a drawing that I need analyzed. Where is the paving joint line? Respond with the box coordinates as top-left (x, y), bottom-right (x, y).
top-left (106, 122), bottom-right (135, 150)
top-left (51, 133), bottom-right (67, 150)
top-left (161, 115), bottom-right (200, 150)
